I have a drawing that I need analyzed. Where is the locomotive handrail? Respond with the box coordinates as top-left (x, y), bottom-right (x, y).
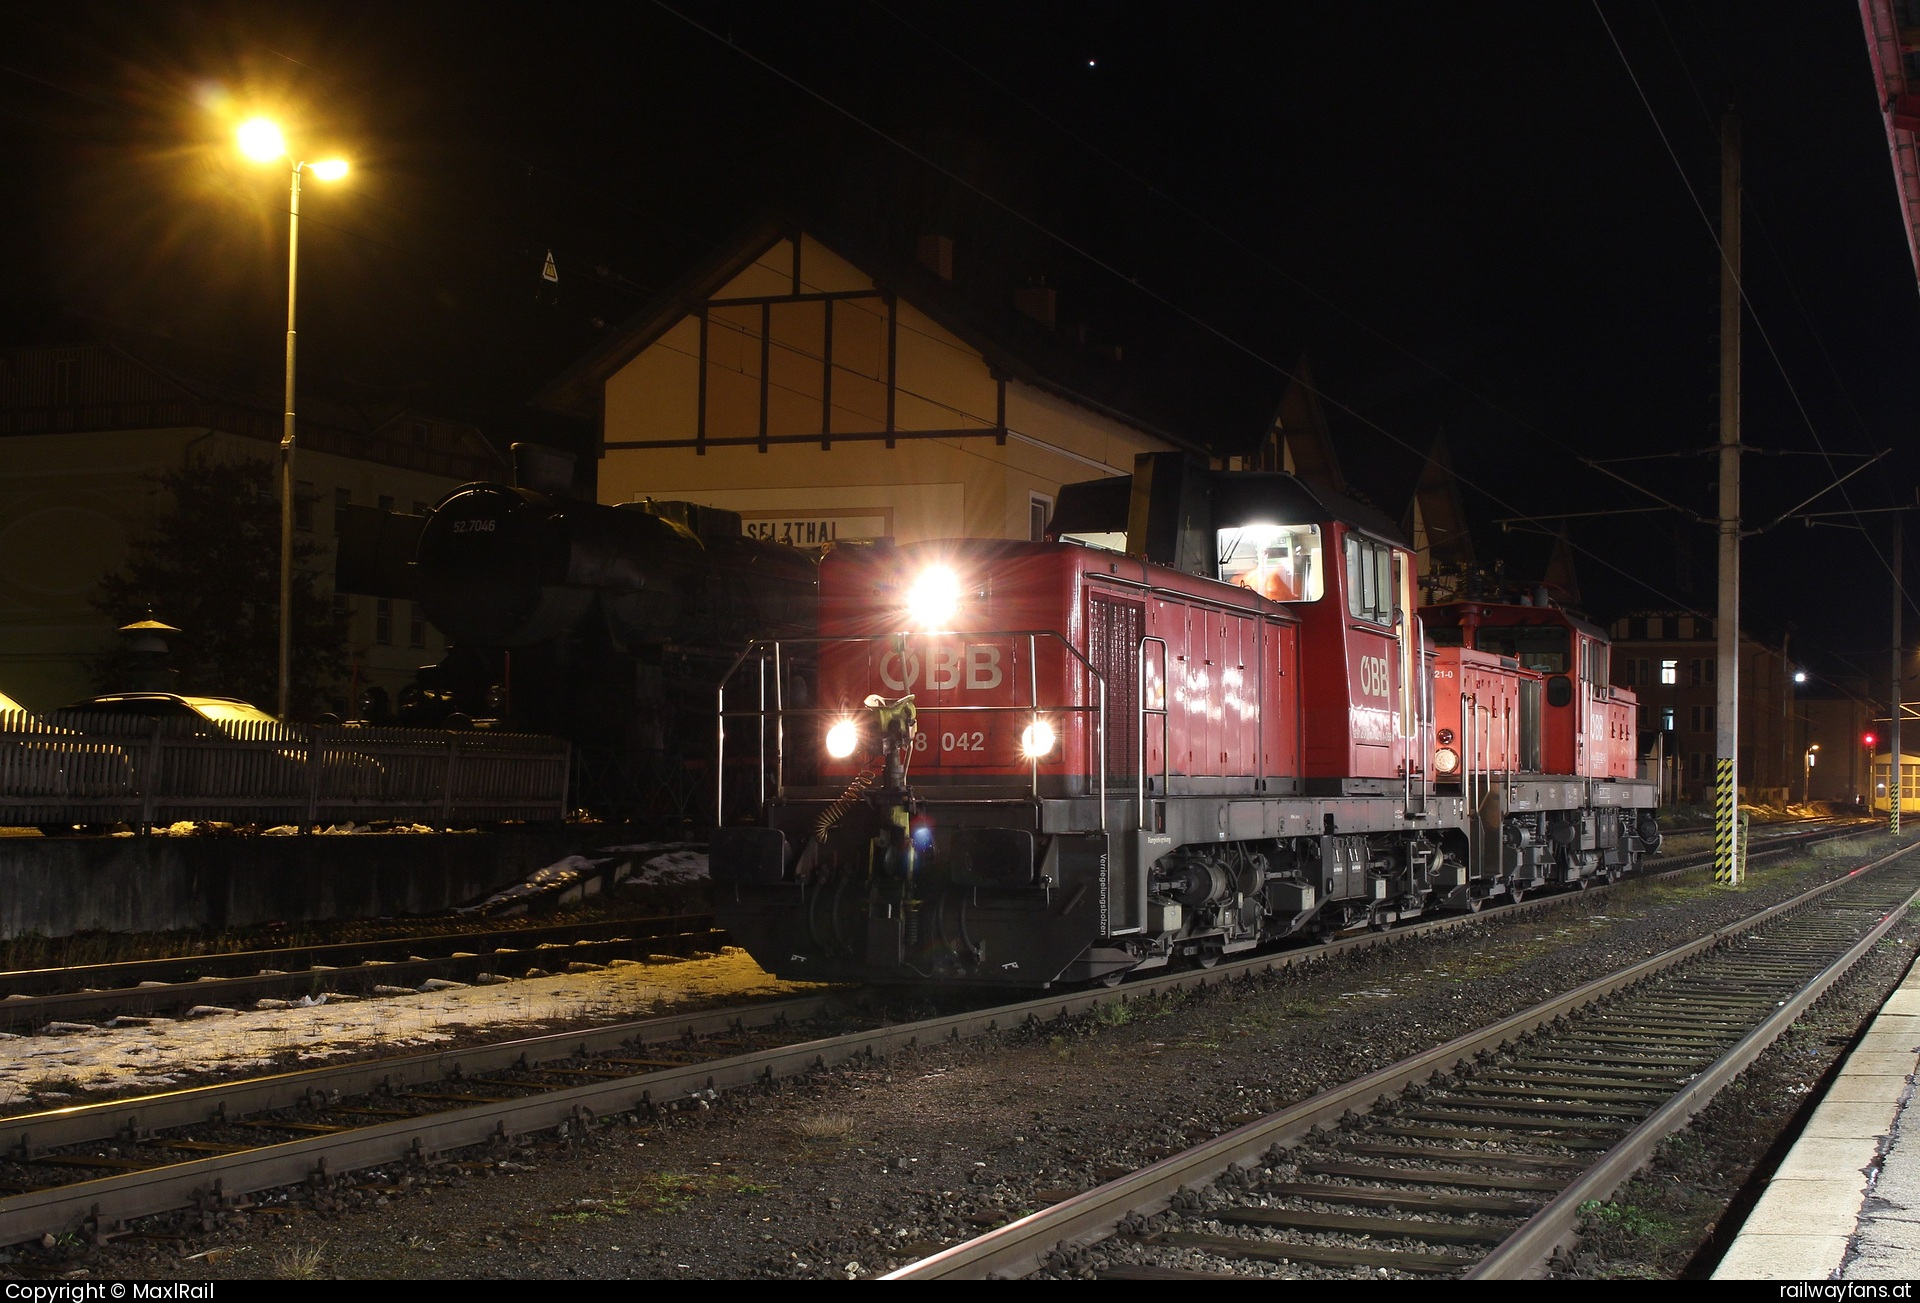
top-left (1418, 614), bottom-right (1434, 811)
top-left (1136, 636), bottom-right (1170, 833)
top-left (715, 630), bottom-right (1108, 830)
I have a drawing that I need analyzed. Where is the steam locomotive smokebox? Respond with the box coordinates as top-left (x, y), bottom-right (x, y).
top-left (0, 828), bottom-right (650, 941)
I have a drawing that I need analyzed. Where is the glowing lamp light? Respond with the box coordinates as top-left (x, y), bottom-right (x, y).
top-left (824, 719), bottom-right (859, 759)
top-left (1433, 746), bottom-right (1461, 775)
top-left (1793, 671), bottom-right (1807, 684)
top-left (1866, 733), bottom-right (1879, 749)
top-left (1020, 717), bottom-right (1056, 759)
top-left (906, 566), bottom-right (962, 630)
top-left (309, 158), bottom-right (349, 181)
top-left (236, 117), bottom-right (286, 162)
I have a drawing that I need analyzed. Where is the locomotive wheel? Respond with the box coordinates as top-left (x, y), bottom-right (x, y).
top-left (1094, 970), bottom-right (1126, 988)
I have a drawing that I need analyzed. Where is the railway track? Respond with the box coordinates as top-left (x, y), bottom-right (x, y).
top-left (0, 815), bottom-right (1849, 1033)
top-left (886, 833), bottom-right (1920, 1280)
top-left (0, 817), bottom-right (1874, 1250)
top-left (0, 913), bottom-right (725, 1030)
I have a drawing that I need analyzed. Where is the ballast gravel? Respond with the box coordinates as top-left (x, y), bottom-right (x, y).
top-left (11, 832), bottom-right (1912, 1282)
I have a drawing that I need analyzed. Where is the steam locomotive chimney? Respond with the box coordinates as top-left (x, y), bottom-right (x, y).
top-left (512, 442), bottom-right (578, 497)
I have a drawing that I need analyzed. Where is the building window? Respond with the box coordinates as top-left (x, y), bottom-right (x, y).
top-left (1660, 659), bottom-right (1678, 685)
top-left (334, 487), bottom-right (351, 534)
top-left (1687, 752), bottom-right (1704, 781)
top-left (1612, 618), bottom-right (1629, 638)
top-left (1677, 617), bottom-right (1694, 639)
top-left (294, 481), bottom-right (315, 532)
top-left (1635, 658), bottom-right (1650, 686)
top-left (408, 602), bottom-right (426, 648)
top-left (1662, 707), bottom-right (1675, 733)
top-left (375, 599), bottom-right (392, 646)
top-left (331, 593), bottom-right (352, 635)
top-left (1647, 617), bottom-right (1664, 639)
top-left (1690, 704), bottom-right (1715, 734)
top-left (1029, 494), bottom-right (1052, 542)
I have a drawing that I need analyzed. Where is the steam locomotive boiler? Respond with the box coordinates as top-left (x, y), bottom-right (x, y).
top-left (337, 446), bottom-right (817, 818)
top-left (709, 453), bottom-right (1660, 988)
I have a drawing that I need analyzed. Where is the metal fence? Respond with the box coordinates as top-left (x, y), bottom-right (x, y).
top-left (0, 710), bottom-right (570, 828)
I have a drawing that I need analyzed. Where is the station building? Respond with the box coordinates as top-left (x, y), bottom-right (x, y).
top-left (1608, 610), bottom-right (1869, 807)
top-left (0, 339), bottom-right (504, 712)
top-left (535, 224), bottom-right (1214, 545)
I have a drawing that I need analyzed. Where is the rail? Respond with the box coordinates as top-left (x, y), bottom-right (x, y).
top-left (716, 630), bottom-right (1108, 828)
top-left (887, 829), bottom-right (1919, 1280)
top-left (0, 818), bottom-right (1867, 1251)
top-left (0, 710), bottom-right (569, 827)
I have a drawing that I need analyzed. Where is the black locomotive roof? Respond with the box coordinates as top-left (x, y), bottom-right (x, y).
top-left (1051, 470), bottom-right (1408, 547)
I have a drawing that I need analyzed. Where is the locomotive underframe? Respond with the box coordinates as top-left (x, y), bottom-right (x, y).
top-left (712, 776), bottom-right (1659, 987)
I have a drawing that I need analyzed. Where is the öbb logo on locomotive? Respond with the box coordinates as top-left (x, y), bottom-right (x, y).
top-left (878, 643), bottom-right (1006, 692)
top-left (693, 458), bottom-right (1661, 990)
top-left (1357, 654), bottom-right (1392, 699)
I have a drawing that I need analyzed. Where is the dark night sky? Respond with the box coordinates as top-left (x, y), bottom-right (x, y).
top-left (2, 2), bottom-right (1916, 687)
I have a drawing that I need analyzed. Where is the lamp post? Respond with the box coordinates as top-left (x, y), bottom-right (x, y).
top-left (1804, 743), bottom-right (1819, 806)
top-left (237, 117), bottom-right (347, 720)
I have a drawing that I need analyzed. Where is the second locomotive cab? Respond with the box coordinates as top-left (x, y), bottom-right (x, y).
top-left (710, 453), bottom-right (1660, 987)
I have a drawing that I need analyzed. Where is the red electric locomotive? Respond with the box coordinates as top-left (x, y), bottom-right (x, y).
top-left (710, 454), bottom-right (1659, 986)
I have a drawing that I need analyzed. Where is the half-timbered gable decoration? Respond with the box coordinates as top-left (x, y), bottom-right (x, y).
top-left (537, 224), bottom-right (1198, 546)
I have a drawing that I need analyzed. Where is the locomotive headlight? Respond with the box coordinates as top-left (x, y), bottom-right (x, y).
top-left (1021, 717), bottom-right (1056, 759)
top-left (906, 565), bottom-right (962, 630)
top-left (824, 718), bottom-right (860, 759)
top-left (1433, 746), bottom-right (1460, 775)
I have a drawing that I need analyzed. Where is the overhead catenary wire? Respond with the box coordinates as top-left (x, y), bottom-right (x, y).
top-left (1590, 0), bottom-right (1915, 619)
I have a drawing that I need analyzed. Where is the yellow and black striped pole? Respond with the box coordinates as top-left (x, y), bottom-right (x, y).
top-left (1714, 757), bottom-right (1739, 884)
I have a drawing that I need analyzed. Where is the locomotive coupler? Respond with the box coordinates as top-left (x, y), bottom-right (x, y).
top-left (862, 693), bottom-right (922, 878)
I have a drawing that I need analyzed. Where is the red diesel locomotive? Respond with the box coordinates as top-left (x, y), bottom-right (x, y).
top-left (710, 455), bottom-right (1660, 986)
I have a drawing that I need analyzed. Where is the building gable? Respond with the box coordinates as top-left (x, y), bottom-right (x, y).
top-left (574, 228), bottom-right (1184, 545)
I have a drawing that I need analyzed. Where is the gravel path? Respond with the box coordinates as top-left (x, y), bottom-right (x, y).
top-left (12, 833), bottom-right (1908, 1282)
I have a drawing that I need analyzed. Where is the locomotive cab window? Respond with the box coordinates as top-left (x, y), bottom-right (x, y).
top-left (1217, 523), bottom-right (1324, 602)
top-left (1342, 532), bottom-right (1395, 624)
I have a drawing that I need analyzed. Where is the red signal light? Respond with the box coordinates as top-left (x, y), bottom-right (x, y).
top-left (1865, 732), bottom-right (1879, 748)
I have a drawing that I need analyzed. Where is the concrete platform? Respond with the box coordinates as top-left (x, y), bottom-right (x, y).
top-left (1714, 955), bottom-right (1920, 1279)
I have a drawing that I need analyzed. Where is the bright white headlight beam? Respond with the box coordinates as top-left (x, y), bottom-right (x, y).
top-left (825, 719), bottom-right (859, 759)
top-left (905, 566), bottom-right (962, 630)
top-left (1021, 717), bottom-right (1056, 759)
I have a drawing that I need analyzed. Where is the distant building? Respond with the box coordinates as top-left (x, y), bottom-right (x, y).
top-left (0, 340), bottom-right (505, 711)
top-left (1606, 611), bottom-right (1866, 806)
top-left (536, 225), bottom-right (1216, 545)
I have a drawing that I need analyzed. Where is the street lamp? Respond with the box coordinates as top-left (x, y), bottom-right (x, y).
top-left (237, 116), bottom-right (348, 720)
